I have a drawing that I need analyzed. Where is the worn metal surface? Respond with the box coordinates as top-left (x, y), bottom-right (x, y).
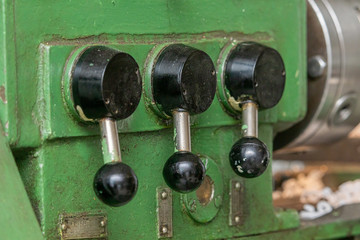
top-left (157, 187), bottom-right (173, 239)
top-left (229, 179), bottom-right (244, 226)
top-left (59, 213), bottom-right (107, 240)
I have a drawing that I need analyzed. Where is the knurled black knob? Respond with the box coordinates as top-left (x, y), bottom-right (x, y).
top-left (229, 137), bottom-right (269, 178)
top-left (163, 152), bottom-right (205, 193)
top-left (93, 162), bottom-right (138, 207)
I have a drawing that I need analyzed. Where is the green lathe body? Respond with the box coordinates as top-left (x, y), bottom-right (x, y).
top-left (0, 1), bottom-right (358, 239)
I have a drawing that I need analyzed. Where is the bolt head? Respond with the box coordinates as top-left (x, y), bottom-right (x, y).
top-left (308, 55), bottom-right (327, 79)
top-left (235, 216), bottom-right (240, 223)
top-left (235, 182), bottom-right (241, 190)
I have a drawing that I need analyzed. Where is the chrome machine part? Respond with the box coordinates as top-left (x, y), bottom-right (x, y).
top-left (275, 0), bottom-right (360, 149)
top-left (172, 109), bottom-right (191, 152)
top-left (242, 102), bottom-right (258, 138)
top-left (100, 118), bottom-right (122, 163)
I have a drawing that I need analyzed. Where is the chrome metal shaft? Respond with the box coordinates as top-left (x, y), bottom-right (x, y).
top-left (242, 101), bottom-right (258, 138)
top-left (173, 109), bottom-right (191, 152)
top-left (100, 118), bottom-right (122, 163)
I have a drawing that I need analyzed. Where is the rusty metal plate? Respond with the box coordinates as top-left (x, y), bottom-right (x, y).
top-left (229, 179), bottom-right (244, 226)
top-left (59, 213), bottom-right (107, 239)
top-left (156, 187), bottom-right (173, 238)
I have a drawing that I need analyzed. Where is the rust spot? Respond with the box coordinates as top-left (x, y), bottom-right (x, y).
top-left (0, 85), bottom-right (7, 103)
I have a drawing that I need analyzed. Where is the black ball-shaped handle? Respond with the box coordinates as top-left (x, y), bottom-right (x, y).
top-left (163, 151), bottom-right (205, 193)
top-left (93, 162), bottom-right (138, 207)
top-left (229, 137), bottom-right (269, 178)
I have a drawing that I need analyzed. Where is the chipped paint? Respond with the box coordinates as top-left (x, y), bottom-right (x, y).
top-left (204, 158), bottom-right (209, 169)
top-left (228, 96), bottom-right (242, 111)
top-left (0, 86), bottom-right (7, 103)
top-left (76, 105), bottom-right (95, 122)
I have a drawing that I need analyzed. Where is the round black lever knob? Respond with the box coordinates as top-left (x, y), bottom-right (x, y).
top-left (93, 162), bottom-right (138, 207)
top-left (225, 42), bottom-right (285, 109)
top-left (229, 137), bottom-right (269, 178)
top-left (163, 151), bottom-right (205, 193)
top-left (152, 44), bottom-right (216, 115)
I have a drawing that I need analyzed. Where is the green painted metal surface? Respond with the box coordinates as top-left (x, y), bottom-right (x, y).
top-left (2, 0), bottom-right (357, 239)
top-left (0, 124), bottom-right (43, 240)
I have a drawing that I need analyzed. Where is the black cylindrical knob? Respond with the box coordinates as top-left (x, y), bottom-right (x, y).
top-left (163, 152), bottom-right (205, 193)
top-left (225, 42), bottom-right (285, 109)
top-left (72, 46), bottom-right (142, 120)
top-left (93, 162), bottom-right (138, 207)
top-left (229, 137), bottom-right (269, 178)
top-left (152, 44), bottom-right (216, 115)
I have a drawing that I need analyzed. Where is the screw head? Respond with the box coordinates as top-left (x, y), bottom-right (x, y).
top-left (100, 220), bottom-right (106, 227)
top-left (161, 191), bottom-right (168, 200)
top-left (161, 226), bottom-right (168, 234)
top-left (235, 216), bottom-right (240, 223)
top-left (61, 224), bottom-right (67, 230)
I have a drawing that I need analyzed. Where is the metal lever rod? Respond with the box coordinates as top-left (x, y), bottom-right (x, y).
top-left (173, 109), bottom-right (191, 152)
top-left (100, 118), bottom-right (122, 163)
top-left (242, 101), bottom-right (258, 138)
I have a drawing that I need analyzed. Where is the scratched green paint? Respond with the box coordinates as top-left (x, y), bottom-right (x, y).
top-left (4, 0), bottom-right (353, 239)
